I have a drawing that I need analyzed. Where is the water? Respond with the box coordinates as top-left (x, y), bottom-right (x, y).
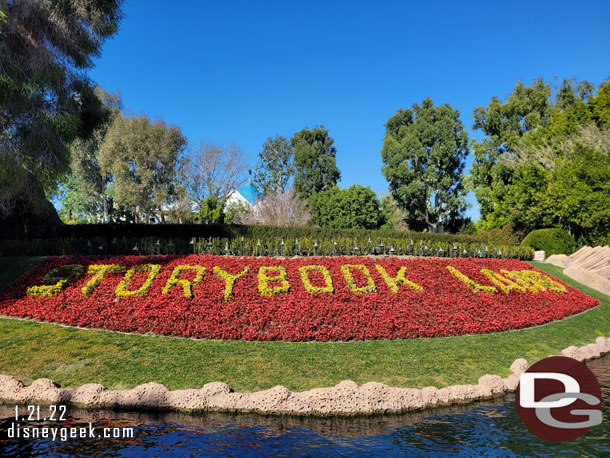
top-left (1, 356), bottom-right (609, 457)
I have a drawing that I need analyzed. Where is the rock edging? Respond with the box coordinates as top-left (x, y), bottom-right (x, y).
top-left (1, 337), bottom-right (609, 416)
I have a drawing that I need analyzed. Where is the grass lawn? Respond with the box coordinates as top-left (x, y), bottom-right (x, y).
top-left (0, 257), bottom-right (608, 392)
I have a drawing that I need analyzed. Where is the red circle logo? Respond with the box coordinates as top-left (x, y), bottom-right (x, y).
top-left (516, 356), bottom-right (602, 442)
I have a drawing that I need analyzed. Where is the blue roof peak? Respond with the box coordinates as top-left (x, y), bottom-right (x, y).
top-left (238, 184), bottom-right (258, 205)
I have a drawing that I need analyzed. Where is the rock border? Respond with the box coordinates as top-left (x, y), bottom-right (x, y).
top-left (1, 337), bottom-right (609, 416)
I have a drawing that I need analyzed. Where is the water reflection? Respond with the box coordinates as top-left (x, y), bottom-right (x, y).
top-left (1, 355), bottom-right (609, 457)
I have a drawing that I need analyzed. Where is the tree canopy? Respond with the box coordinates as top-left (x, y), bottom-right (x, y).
top-left (0, 0), bottom-right (124, 231)
top-left (67, 87), bottom-right (123, 223)
top-left (253, 135), bottom-right (294, 196)
top-left (309, 185), bottom-right (383, 230)
top-left (180, 141), bottom-right (249, 224)
top-left (470, 78), bottom-right (610, 244)
top-left (99, 114), bottom-right (187, 223)
top-left (292, 127), bottom-right (341, 199)
top-left (381, 97), bottom-right (469, 233)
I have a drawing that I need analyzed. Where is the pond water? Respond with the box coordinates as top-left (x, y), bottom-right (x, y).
top-left (1, 355), bottom-right (608, 457)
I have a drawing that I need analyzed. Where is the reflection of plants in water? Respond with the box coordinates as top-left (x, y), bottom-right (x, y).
top-left (0, 357), bottom-right (609, 457)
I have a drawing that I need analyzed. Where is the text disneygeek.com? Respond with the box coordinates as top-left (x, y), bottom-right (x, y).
top-left (7, 422), bottom-right (134, 442)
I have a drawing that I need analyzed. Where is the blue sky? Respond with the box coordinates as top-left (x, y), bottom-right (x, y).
top-left (89, 0), bottom-right (610, 220)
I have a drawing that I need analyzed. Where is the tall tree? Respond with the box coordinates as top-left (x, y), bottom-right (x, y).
top-left (57, 175), bottom-right (102, 223)
top-left (546, 146), bottom-right (610, 244)
top-left (180, 141), bottom-right (249, 221)
top-left (292, 127), bottom-right (340, 199)
top-left (68, 87), bottom-right (122, 223)
top-left (470, 78), bottom-right (603, 234)
top-left (469, 78), bottom-right (552, 219)
top-left (0, 0), bottom-right (123, 235)
top-left (381, 97), bottom-right (469, 233)
top-left (99, 114), bottom-right (187, 223)
top-left (253, 135), bottom-right (294, 196)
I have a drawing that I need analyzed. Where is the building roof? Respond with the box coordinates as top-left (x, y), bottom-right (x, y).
top-left (237, 183), bottom-right (258, 205)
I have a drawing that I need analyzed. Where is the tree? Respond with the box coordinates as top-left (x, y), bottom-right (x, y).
top-left (546, 146), bottom-right (610, 244)
top-left (0, 0), bottom-right (123, 234)
top-left (99, 114), bottom-right (187, 223)
top-left (197, 195), bottom-right (226, 224)
top-left (57, 175), bottom-right (102, 223)
top-left (469, 78), bottom-right (553, 219)
top-left (379, 194), bottom-right (409, 231)
top-left (292, 127), bottom-right (341, 199)
top-left (253, 135), bottom-right (294, 196)
top-left (485, 164), bottom-right (554, 233)
top-left (237, 188), bottom-right (310, 227)
top-left (309, 185), bottom-right (383, 229)
top-left (381, 97), bottom-right (469, 233)
top-left (68, 87), bottom-right (123, 223)
top-left (471, 78), bottom-right (610, 242)
top-left (181, 141), bottom-right (249, 220)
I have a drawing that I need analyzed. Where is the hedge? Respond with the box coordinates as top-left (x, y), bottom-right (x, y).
top-left (520, 228), bottom-right (576, 256)
top-left (34, 223), bottom-right (486, 244)
top-left (0, 225), bottom-right (534, 260)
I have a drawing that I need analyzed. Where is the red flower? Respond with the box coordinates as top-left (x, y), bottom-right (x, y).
top-left (0, 255), bottom-right (599, 342)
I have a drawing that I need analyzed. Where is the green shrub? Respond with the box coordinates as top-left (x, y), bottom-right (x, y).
top-left (478, 225), bottom-right (523, 246)
top-left (0, 222), bottom-right (535, 260)
top-left (0, 233), bottom-right (534, 260)
top-left (42, 264), bottom-right (85, 285)
top-left (520, 228), bottom-right (576, 256)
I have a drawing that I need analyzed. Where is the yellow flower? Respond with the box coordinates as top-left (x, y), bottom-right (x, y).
top-left (27, 264), bottom-right (85, 297)
top-left (213, 266), bottom-right (250, 300)
top-left (162, 265), bottom-right (206, 299)
top-left (341, 264), bottom-right (376, 294)
top-left (375, 265), bottom-right (422, 293)
top-left (27, 280), bottom-right (68, 298)
top-left (502, 269), bottom-right (566, 294)
top-left (480, 269), bottom-right (526, 294)
top-left (115, 264), bottom-right (162, 297)
top-left (258, 266), bottom-right (290, 296)
top-left (81, 264), bottom-right (125, 296)
top-left (446, 266), bottom-right (497, 294)
top-left (298, 265), bottom-right (334, 294)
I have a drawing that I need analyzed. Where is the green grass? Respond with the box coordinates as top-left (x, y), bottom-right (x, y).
top-left (0, 258), bottom-right (609, 392)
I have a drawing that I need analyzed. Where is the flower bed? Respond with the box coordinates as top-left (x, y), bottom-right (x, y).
top-left (0, 255), bottom-right (599, 341)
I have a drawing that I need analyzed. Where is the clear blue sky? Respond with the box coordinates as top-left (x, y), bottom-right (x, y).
top-left (89, 0), bottom-right (610, 221)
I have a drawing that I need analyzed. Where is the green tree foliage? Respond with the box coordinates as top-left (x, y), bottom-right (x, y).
top-left (381, 97), bottom-right (469, 233)
top-left (57, 175), bottom-right (103, 223)
top-left (471, 78), bottom-right (610, 244)
top-left (197, 196), bottom-right (225, 224)
top-left (546, 147), bottom-right (610, 244)
top-left (309, 185), bottom-right (383, 230)
top-left (379, 194), bottom-right (409, 231)
top-left (292, 127), bottom-right (340, 199)
top-left (0, 0), bottom-right (123, 225)
top-left (253, 135), bottom-right (294, 196)
top-left (67, 88), bottom-right (123, 223)
top-left (521, 228), bottom-right (576, 256)
top-left (478, 164), bottom-right (554, 232)
top-left (99, 114), bottom-right (187, 223)
top-left (470, 79), bottom-right (552, 218)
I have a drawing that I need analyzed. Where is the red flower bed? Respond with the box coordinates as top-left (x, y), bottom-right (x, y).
top-left (0, 255), bottom-right (599, 341)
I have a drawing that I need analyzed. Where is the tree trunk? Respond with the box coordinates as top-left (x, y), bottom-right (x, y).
top-left (102, 194), bottom-right (109, 223)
